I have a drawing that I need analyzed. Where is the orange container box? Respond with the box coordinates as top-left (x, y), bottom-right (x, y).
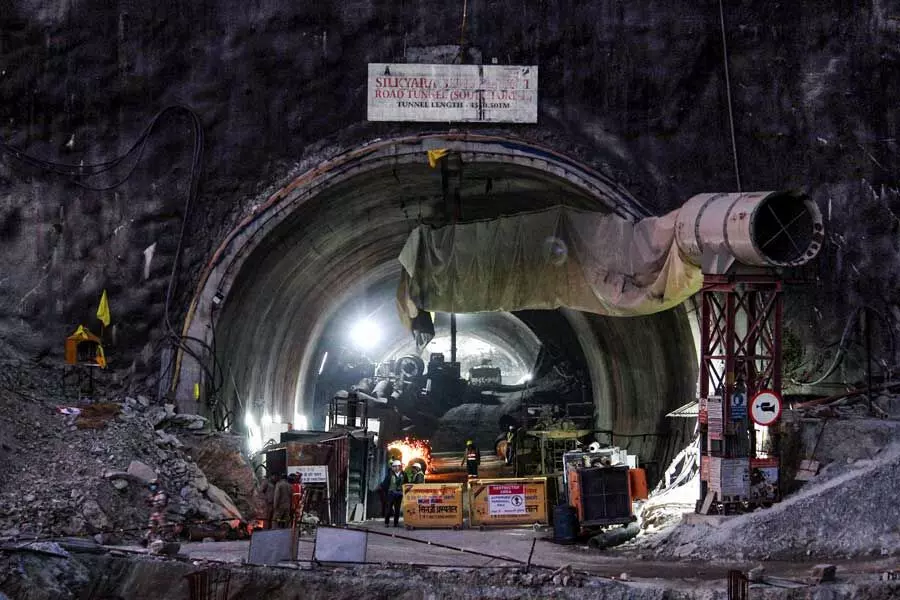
top-left (629, 468), bottom-right (649, 501)
top-left (468, 478), bottom-right (548, 528)
top-left (402, 483), bottom-right (464, 529)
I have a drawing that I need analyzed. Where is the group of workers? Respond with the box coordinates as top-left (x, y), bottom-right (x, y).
top-left (380, 433), bottom-right (507, 527)
top-left (260, 472), bottom-right (304, 529)
top-left (139, 433), bottom-right (517, 543)
top-left (380, 459), bottom-right (424, 526)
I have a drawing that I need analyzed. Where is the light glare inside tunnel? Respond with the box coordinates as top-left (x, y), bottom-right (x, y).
top-left (200, 137), bottom-right (699, 472)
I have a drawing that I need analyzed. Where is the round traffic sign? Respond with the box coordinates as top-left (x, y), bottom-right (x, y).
top-left (750, 390), bottom-right (782, 426)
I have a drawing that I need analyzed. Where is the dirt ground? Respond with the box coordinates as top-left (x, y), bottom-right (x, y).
top-left (150, 519), bottom-right (899, 589)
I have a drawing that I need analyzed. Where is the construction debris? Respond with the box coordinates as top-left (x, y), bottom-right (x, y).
top-left (631, 414), bottom-right (900, 561)
top-left (748, 565), bottom-right (765, 582)
top-left (0, 366), bottom-right (254, 544)
top-left (807, 564), bottom-right (836, 585)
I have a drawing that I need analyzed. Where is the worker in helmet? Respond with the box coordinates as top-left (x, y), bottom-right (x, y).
top-left (409, 462), bottom-right (425, 484)
top-left (380, 460), bottom-right (408, 527)
top-left (505, 426), bottom-right (517, 466)
top-left (461, 440), bottom-right (481, 478)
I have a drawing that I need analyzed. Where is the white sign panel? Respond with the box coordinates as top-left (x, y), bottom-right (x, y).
top-left (367, 63), bottom-right (538, 123)
top-left (750, 391), bottom-right (782, 426)
top-left (487, 484), bottom-right (527, 516)
top-left (314, 527), bottom-right (368, 563)
top-left (707, 457), bottom-right (749, 497)
top-left (707, 398), bottom-right (723, 440)
top-left (287, 465), bottom-right (328, 483)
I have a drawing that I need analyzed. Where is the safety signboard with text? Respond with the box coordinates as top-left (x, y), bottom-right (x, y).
top-left (487, 484), bottom-right (527, 516)
top-left (402, 484), bottom-right (463, 528)
top-left (286, 465), bottom-right (328, 483)
top-left (367, 63), bottom-right (538, 123)
top-left (730, 392), bottom-right (748, 420)
top-left (707, 398), bottom-right (724, 440)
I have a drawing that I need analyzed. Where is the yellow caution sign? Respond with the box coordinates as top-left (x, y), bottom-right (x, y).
top-left (402, 483), bottom-right (463, 529)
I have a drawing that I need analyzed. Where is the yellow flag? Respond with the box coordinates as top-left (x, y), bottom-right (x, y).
top-left (95, 344), bottom-right (107, 369)
top-left (427, 149), bottom-right (449, 168)
top-left (96, 289), bottom-right (111, 327)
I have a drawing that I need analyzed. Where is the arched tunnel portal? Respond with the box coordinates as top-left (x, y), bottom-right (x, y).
top-left (177, 134), bottom-right (698, 470)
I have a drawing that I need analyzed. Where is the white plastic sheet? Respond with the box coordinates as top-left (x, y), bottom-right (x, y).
top-left (397, 205), bottom-right (702, 323)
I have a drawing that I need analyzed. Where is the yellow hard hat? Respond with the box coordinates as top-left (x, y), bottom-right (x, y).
top-left (466, 440), bottom-right (473, 445)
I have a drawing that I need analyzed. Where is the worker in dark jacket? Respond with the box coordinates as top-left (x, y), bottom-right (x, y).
top-left (272, 475), bottom-right (293, 529)
top-left (461, 440), bottom-right (481, 478)
top-left (410, 462), bottom-right (425, 484)
top-left (380, 460), bottom-right (408, 527)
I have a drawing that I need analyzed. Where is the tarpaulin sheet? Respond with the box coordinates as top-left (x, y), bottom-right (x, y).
top-left (397, 205), bottom-right (702, 323)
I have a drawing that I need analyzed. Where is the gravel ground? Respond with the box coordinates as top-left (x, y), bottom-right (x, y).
top-left (633, 418), bottom-right (900, 561)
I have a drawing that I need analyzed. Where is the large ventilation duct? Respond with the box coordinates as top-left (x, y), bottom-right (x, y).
top-left (397, 190), bottom-right (824, 321)
top-left (675, 191), bottom-right (824, 268)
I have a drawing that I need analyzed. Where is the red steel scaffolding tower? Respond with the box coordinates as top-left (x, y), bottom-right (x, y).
top-left (697, 273), bottom-right (783, 513)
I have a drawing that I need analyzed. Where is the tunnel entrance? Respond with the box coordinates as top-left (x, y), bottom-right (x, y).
top-left (176, 133), bottom-right (698, 470)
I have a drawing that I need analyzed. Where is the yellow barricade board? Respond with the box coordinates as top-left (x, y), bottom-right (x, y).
top-left (468, 478), bottom-right (548, 527)
top-left (402, 483), bottom-right (464, 529)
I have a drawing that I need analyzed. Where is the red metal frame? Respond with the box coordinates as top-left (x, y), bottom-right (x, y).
top-left (699, 275), bottom-right (783, 414)
top-left (698, 274), bottom-right (783, 508)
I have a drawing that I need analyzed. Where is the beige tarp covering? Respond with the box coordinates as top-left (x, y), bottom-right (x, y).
top-left (397, 205), bottom-right (703, 323)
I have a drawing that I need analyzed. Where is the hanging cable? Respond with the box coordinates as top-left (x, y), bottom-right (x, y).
top-left (717, 0), bottom-right (742, 193)
top-left (790, 304), bottom-right (896, 386)
top-left (457, 0), bottom-right (469, 64)
top-left (1, 106), bottom-right (225, 410)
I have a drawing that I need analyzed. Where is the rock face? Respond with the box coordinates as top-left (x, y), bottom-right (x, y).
top-left (0, 0), bottom-right (896, 396)
top-left (183, 433), bottom-right (257, 519)
top-left (204, 484), bottom-right (243, 521)
top-left (126, 461), bottom-right (157, 484)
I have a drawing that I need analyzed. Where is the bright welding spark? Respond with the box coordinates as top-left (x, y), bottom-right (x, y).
top-left (387, 437), bottom-right (433, 472)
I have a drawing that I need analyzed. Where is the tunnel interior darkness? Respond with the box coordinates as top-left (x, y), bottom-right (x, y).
top-left (204, 137), bottom-right (698, 466)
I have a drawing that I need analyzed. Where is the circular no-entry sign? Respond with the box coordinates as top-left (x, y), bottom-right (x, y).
top-left (750, 390), bottom-right (782, 426)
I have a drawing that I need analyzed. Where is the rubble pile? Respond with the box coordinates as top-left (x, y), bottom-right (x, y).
top-left (641, 415), bottom-right (900, 561)
top-left (397, 565), bottom-right (588, 589)
top-left (0, 366), bottom-right (253, 544)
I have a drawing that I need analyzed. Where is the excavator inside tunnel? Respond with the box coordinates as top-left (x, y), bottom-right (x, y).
top-left (170, 134), bottom-right (820, 524)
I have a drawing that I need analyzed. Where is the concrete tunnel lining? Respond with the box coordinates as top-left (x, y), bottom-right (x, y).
top-left (176, 133), bottom-right (699, 466)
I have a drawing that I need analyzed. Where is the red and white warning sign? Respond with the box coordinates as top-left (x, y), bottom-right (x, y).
top-left (487, 484), bottom-right (526, 516)
top-left (750, 390), bottom-right (782, 426)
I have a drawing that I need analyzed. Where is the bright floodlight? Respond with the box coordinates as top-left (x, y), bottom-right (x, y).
top-left (262, 413), bottom-right (273, 426)
top-left (293, 413), bottom-right (308, 431)
top-left (350, 318), bottom-right (381, 348)
top-left (244, 412), bottom-right (255, 428)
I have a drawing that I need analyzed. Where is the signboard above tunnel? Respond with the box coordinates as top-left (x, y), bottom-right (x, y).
top-left (367, 63), bottom-right (538, 123)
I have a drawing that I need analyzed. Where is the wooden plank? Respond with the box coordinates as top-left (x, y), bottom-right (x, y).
top-left (795, 459), bottom-right (820, 481)
top-left (699, 490), bottom-right (716, 515)
top-left (764, 576), bottom-right (809, 589)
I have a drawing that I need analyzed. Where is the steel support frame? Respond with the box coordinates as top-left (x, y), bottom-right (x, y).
top-left (698, 274), bottom-right (783, 509)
